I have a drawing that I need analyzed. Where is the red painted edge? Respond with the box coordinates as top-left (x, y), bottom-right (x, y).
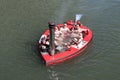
top-left (39, 24), bottom-right (93, 66)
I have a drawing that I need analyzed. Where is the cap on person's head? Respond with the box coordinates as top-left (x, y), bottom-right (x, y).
top-left (77, 20), bottom-right (81, 24)
top-left (67, 20), bottom-right (73, 25)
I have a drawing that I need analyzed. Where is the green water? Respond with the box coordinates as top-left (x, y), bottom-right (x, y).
top-left (0, 0), bottom-right (120, 80)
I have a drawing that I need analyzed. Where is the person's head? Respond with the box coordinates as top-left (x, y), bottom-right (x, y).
top-left (77, 20), bottom-right (81, 24)
top-left (41, 45), bottom-right (46, 49)
top-left (76, 24), bottom-right (80, 27)
top-left (55, 26), bottom-right (60, 31)
top-left (62, 23), bottom-right (67, 28)
top-left (69, 20), bottom-right (73, 23)
top-left (74, 24), bottom-right (79, 28)
top-left (64, 23), bottom-right (67, 26)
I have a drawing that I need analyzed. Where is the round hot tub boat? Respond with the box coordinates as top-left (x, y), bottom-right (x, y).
top-left (38, 14), bottom-right (93, 66)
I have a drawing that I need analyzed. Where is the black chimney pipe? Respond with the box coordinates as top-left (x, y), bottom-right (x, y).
top-left (48, 22), bottom-right (55, 56)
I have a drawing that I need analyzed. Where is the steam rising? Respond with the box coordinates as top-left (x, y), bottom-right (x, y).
top-left (54, 0), bottom-right (73, 23)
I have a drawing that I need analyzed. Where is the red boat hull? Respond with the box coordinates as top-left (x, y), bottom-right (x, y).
top-left (39, 24), bottom-right (93, 66)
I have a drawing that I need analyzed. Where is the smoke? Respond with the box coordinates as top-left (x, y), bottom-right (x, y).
top-left (54, 0), bottom-right (73, 23)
